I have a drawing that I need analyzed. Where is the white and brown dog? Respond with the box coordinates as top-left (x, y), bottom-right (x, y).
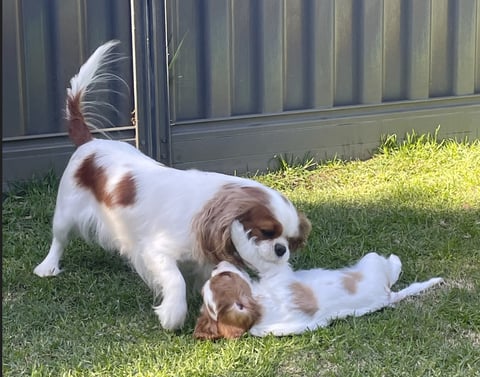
top-left (33, 41), bottom-right (311, 330)
top-left (194, 221), bottom-right (443, 339)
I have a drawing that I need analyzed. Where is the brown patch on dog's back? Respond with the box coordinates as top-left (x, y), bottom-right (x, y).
top-left (113, 173), bottom-right (136, 206)
top-left (290, 281), bottom-right (318, 316)
top-left (342, 271), bottom-right (363, 294)
top-left (75, 154), bottom-right (136, 207)
top-left (75, 154), bottom-right (108, 203)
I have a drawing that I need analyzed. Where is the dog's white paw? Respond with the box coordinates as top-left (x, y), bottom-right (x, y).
top-left (231, 220), bottom-right (249, 247)
top-left (154, 300), bottom-right (187, 330)
top-left (388, 254), bottom-right (402, 267)
top-left (33, 262), bottom-right (63, 277)
top-left (388, 254), bottom-right (402, 283)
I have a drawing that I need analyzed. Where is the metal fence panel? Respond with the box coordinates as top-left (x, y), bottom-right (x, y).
top-left (2, 0), bottom-right (133, 187)
top-left (166, 0), bottom-right (480, 173)
top-left (167, 0), bottom-right (479, 121)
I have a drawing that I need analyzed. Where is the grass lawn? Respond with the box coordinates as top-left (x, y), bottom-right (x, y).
top-left (3, 134), bottom-right (480, 376)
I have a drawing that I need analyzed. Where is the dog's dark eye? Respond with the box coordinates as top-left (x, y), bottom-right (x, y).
top-left (260, 229), bottom-right (275, 238)
top-left (236, 302), bottom-right (244, 310)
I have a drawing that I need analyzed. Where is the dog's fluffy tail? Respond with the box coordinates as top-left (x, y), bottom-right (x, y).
top-left (66, 40), bottom-right (125, 147)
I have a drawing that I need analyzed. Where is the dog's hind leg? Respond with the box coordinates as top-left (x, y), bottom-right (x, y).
top-left (34, 208), bottom-right (72, 276)
top-left (389, 277), bottom-right (444, 304)
top-left (387, 254), bottom-right (402, 286)
top-left (33, 200), bottom-right (74, 277)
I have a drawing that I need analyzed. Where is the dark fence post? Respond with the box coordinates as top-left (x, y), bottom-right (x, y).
top-left (131, 0), bottom-right (171, 165)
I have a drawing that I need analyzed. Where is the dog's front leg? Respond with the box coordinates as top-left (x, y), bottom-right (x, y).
top-left (142, 250), bottom-right (187, 330)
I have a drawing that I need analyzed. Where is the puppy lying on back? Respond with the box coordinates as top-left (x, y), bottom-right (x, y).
top-left (194, 221), bottom-right (443, 339)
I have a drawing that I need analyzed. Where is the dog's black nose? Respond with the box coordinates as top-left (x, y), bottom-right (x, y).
top-left (274, 244), bottom-right (287, 257)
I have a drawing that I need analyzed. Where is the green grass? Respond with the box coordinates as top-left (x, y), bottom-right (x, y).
top-left (3, 135), bottom-right (480, 376)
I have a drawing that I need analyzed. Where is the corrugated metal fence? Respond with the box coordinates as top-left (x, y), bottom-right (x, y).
top-left (166, 0), bottom-right (479, 172)
top-left (168, 0), bottom-right (480, 118)
top-left (3, 0), bottom-right (480, 186)
top-left (2, 0), bottom-right (133, 187)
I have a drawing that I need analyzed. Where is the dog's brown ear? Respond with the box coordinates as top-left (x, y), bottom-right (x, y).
top-left (217, 322), bottom-right (249, 339)
top-left (289, 212), bottom-right (312, 252)
top-left (193, 306), bottom-right (221, 340)
top-left (299, 212), bottom-right (312, 248)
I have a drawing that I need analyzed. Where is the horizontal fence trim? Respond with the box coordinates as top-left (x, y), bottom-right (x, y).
top-left (171, 101), bottom-right (480, 174)
top-left (2, 126), bottom-right (136, 142)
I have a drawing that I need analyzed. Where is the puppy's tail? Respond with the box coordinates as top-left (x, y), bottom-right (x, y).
top-left (66, 40), bottom-right (125, 147)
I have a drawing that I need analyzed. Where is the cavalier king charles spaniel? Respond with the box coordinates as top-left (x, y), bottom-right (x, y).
top-left (194, 221), bottom-right (443, 339)
top-left (33, 41), bottom-right (311, 330)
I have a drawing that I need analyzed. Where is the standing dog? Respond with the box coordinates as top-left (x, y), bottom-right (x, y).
top-left (34, 41), bottom-right (311, 330)
top-left (194, 221), bottom-right (443, 338)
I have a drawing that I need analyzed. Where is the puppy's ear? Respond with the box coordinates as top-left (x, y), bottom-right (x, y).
top-left (217, 296), bottom-right (261, 339)
top-left (299, 212), bottom-right (312, 243)
top-left (289, 212), bottom-right (312, 251)
top-left (217, 322), bottom-right (249, 339)
top-left (193, 306), bottom-right (221, 340)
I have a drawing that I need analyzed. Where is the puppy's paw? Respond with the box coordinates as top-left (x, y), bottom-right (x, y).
top-left (154, 300), bottom-right (187, 330)
top-left (230, 220), bottom-right (250, 247)
top-left (387, 254), bottom-right (402, 283)
top-left (388, 254), bottom-right (402, 268)
top-left (33, 262), bottom-right (63, 277)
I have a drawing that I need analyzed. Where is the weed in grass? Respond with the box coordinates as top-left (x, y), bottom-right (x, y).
top-left (3, 136), bottom-right (480, 376)
top-left (269, 152), bottom-right (319, 172)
